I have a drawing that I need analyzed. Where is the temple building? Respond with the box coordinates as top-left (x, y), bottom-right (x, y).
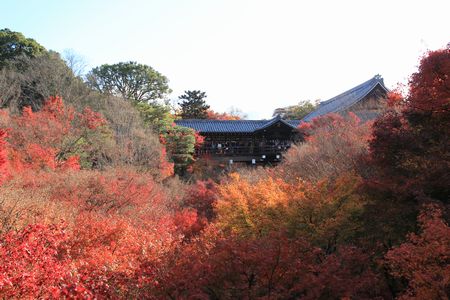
top-left (176, 116), bottom-right (301, 164)
top-left (175, 75), bottom-right (388, 165)
top-left (302, 74), bottom-right (388, 122)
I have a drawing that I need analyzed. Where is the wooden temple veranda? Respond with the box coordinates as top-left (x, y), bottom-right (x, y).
top-left (176, 116), bottom-right (301, 164)
top-left (175, 75), bottom-right (388, 165)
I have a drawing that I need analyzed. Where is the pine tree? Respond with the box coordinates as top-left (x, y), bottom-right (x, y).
top-left (178, 90), bottom-right (210, 119)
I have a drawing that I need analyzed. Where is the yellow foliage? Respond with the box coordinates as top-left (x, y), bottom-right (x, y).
top-left (215, 172), bottom-right (366, 248)
top-left (215, 173), bottom-right (291, 236)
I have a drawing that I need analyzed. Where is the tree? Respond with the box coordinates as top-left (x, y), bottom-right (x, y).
top-left (0, 30), bottom-right (85, 111)
top-left (282, 112), bottom-right (370, 182)
top-left (273, 100), bottom-right (317, 119)
top-left (82, 94), bottom-right (167, 175)
top-left (178, 90), bottom-right (210, 119)
top-left (162, 125), bottom-right (197, 176)
top-left (142, 229), bottom-right (384, 299)
top-left (0, 50), bottom-right (87, 111)
top-left (134, 101), bottom-right (175, 133)
top-left (206, 106), bottom-right (247, 120)
top-left (0, 223), bottom-right (76, 299)
top-left (62, 49), bottom-right (88, 77)
top-left (1, 96), bottom-right (111, 171)
top-left (182, 179), bottom-right (218, 221)
top-left (385, 204), bottom-right (450, 299)
top-left (0, 28), bottom-right (46, 68)
top-left (86, 61), bottom-right (171, 102)
top-left (206, 109), bottom-right (241, 120)
top-left (215, 172), bottom-right (365, 251)
top-left (369, 47), bottom-right (450, 203)
top-left (360, 46), bottom-right (449, 258)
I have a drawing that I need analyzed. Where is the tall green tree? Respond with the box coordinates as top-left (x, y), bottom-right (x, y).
top-left (86, 61), bottom-right (171, 102)
top-left (178, 90), bottom-right (210, 119)
top-left (164, 126), bottom-right (197, 176)
top-left (0, 28), bottom-right (46, 68)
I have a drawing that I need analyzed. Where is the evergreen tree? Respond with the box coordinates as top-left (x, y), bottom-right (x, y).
top-left (0, 28), bottom-right (46, 69)
top-left (178, 90), bottom-right (210, 119)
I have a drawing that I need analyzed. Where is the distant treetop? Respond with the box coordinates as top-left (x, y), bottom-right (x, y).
top-left (178, 90), bottom-right (210, 119)
top-left (273, 100), bottom-right (317, 120)
top-left (86, 61), bottom-right (171, 102)
top-left (0, 28), bottom-right (46, 68)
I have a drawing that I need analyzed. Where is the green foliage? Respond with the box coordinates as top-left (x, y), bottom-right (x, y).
top-left (0, 28), bottom-right (46, 68)
top-left (178, 90), bottom-right (210, 119)
top-left (272, 100), bottom-right (317, 119)
top-left (134, 101), bottom-right (174, 133)
top-left (164, 126), bottom-right (196, 176)
top-left (86, 61), bottom-right (171, 102)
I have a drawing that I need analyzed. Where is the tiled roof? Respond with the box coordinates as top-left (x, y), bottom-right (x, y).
top-left (175, 75), bottom-right (387, 133)
top-left (302, 75), bottom-right (388, 122)
top-left (175, 116), bottom-right (301, 133)
top-left (285, 120), bottom-right (302, 127)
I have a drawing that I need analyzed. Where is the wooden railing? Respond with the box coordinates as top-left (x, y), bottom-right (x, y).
top-left (196, 145), bottom-right (291, 156)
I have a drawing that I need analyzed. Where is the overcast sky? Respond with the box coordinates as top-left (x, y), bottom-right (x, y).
top-left (1, 0), bottom-right (449, 118)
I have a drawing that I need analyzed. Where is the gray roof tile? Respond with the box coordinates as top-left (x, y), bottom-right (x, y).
top-left (175, 116), bottom-right (301, 133)
top-left (302, 75), bottom-right (388, 122)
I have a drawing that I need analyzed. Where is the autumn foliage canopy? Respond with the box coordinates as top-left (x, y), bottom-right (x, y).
top-left (0, 47), bottom-right (449, 299)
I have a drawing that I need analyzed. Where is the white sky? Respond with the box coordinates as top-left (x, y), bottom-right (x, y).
top-left (1, 0), bottom-right (449, 118)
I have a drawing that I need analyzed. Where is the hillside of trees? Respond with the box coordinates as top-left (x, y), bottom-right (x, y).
top-left (0, 29), bottom-right (449, 299)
